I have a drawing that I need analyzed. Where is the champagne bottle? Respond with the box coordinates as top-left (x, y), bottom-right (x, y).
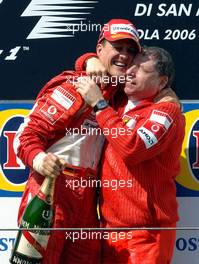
top-left (10, 176), bottom-right (55, 264)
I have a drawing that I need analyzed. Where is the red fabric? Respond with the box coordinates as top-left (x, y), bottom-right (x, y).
top-left (75, 52), bottom-right (97, 71)
top-left (101, 225), bottom-right (176, 264)
top-left (96, 94), bottom-right (185, 227)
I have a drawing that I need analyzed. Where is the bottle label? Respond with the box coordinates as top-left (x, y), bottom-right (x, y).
top-left (37, 191), bottom-right (46, 202)
top-left (11, 252), bottom-right (41, 264)
top-left (16, 230), bottom-right (50, 258)
top-left (37, 190), bottom-right (53, 205)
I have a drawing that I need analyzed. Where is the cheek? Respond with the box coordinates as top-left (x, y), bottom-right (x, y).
top-left (147, 85), bottom-right (160, 97)
top-left (110, 49), bottom-right (120, 59)
top-left (104, 51), bottom-right (114, 63)
top-left (144, 77), bottom-right (158, 88)
top-left (130, 54), bottom-right (136, 64)
top-left (137, 76), bottom-right (147, 88)
top-left (151, 79), bottom-right (161, 92)
top-left (140, 78), bottom-right (158, 94)
top-left (99, 53), bottom-right (109, 67)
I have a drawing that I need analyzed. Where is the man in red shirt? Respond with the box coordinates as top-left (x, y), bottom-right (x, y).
top-left (13, 19), bottom-right (141, 264)
top-left (75, 46), bottom-right (185, 264)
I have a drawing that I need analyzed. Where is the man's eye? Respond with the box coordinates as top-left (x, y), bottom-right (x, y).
top-left (115, 47), bottom-right (122, 51)
top-left (128, 48), bottom-right (137, 54)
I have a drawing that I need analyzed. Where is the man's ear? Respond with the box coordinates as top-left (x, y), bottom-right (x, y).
top-left (96, 43), bottom-right (103, 57)
top-left (159, 76), bottom-right (168, 91)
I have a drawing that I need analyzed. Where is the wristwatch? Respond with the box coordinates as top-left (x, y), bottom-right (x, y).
top-left (93, 99), bottom-right (109, 113)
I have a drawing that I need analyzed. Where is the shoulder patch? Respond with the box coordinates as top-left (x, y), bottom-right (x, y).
top-left (51, 86), bottom-right (76, 110)
top-left (149, 110), bottom-right (173, 130)
top-left (38, 98), bottom-right (64, 125)
top-left (137, 110), bottom-right (173, 149)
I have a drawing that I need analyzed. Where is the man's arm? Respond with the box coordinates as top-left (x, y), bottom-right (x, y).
top-left (154, 87), bottom-right (182, 109)
top-left (75, 52), bottom-right (97, 71)
top-left (75, 77), bottom-right (185, 166)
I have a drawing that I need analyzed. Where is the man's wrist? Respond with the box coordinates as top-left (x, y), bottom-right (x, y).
top-left (93, 99), bottom-right (109, 113)
top-left (33, 152), bottom-right (47, 174)
top-left (91, 97), bottom-right (104, 107)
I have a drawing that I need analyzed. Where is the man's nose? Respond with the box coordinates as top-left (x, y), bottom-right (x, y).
top-left (119, 48), bottom-right (131, 58)
top-left (126, 65), bottom-right (137, 75)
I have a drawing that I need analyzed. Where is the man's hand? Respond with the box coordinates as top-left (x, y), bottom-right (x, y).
top-left (75, 76), bottom-right (104, 107)
top-left (154, 88), bottom-right (181, 108)
top-left (86, 57), bottom-right (108, 88)
top-left (33, 152), bottom-right (66, 178)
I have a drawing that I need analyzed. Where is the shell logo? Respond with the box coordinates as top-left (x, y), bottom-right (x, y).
top-left (0, 108), bottom-right (30, 194)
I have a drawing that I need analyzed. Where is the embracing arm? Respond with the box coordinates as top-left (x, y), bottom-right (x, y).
top-left (75, 52), bottom-right (97, 71)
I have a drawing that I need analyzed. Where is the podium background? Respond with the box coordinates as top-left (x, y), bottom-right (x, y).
top-left (1, 0), bottom-right (199, 263)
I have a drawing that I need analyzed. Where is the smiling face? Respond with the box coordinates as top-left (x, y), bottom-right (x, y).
top-left (96, 39), bottom-right (138, 77)
top-left (124, 53), bottom-right (168, 100)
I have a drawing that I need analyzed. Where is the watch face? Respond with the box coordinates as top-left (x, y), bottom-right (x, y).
top-left (99, 100), bottom-right (107, 108)
top-left (94, 100), bottom-right (108, 112)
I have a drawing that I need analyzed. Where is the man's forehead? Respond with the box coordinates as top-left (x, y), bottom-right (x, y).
top-left (135, 53), bottom-right (154, 63)
top-left (134, 54), bottom-right (157, 72)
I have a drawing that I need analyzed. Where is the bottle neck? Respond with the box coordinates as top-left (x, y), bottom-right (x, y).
top-left (39, 177), bottom-right (56, 205)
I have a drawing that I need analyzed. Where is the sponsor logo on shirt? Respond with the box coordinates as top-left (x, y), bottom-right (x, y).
top-left (39, 98), bottom-right (64, 124)
top-left (137, 110), bottom-right (173, 149)
top-left (122, 114), bottom-right (139, 129)
top-left (51, 86), bottom-right (76, 110)
top-left (149, 110), bottom-right (173, 129)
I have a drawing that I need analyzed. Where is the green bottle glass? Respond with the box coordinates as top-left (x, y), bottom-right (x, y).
top-left (10, 176), bottom-right (55, 264)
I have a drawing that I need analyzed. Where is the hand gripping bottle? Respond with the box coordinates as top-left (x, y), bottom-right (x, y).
top-left (10, 176), bottom-right (55, 264)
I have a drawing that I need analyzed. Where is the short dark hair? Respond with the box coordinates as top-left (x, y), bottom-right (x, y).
top-left (142, 46), bottom-right (175, 88)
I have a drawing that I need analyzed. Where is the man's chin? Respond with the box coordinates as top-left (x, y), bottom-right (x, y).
top-left (124, 86), bottom-right (136, 96)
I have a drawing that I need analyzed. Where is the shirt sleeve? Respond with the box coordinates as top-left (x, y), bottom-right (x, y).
top-left (14, 82), bottom-right (83, 168)
top-left (75, 53), bottom-right (97, 71)
top-left (96, 103), bottom-right (185, 166)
